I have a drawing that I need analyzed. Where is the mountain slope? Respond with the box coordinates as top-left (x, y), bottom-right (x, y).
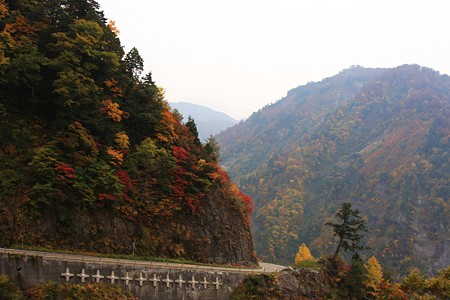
top-left (217, 65), bottom-right (450, 275)
top-left (0, 0), bottom-right (256, 266)
top-left (169, 102), bottom-right (238, 141)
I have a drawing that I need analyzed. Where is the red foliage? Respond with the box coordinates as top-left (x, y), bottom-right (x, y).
top-left (186, 197), bottom-right (199, 214)
top-left (217, 169), bottom-right (230, 184)
top-left (98, 193), bottom-right (116, 201)
top-left (377, 281), bottom-right (408, 300)
top-left (55, 163), bottom-right (76, 181)
top-left (238, 191), bottom-right (254, 226)
top-left (172, 146), bottom-right (188, 161)
top-left (169, 182), bottom-right (186, 198)
top-left (115, 170), bottom-right (135, 203)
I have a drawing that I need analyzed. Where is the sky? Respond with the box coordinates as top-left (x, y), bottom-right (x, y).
top-left (96, 0), bottom-right (450, 120)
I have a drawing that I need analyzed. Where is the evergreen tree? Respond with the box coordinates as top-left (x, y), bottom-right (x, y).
top-left (326, 202), bottom-right (368, 261)
top-left (204, 136), bottom-right (220, 162)
top-left (186, 116), bottom-right (201, 146)
top-left (124, 47), bottom-right (144, 81)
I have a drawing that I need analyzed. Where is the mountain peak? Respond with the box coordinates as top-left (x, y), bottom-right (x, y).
top-left (169, 102), bottom-right (238, 140)
top-left (217, 65), bottom-right (450, 276)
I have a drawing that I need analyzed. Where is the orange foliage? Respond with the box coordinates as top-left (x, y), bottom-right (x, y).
top-left (106, 146), bottom-right (123, 165)
top-left (107, 20), bottom-right (120, 36)
top-left (157, 109), bottom-right (178, 144)
top-left (0, 0), bottom-right (8, 18)
top-left (101, 99), bottom-right (124, 122)
top-left (4, 14), bottom-right (38, 44)
top-left (104, 78), bottom-right (124, 98)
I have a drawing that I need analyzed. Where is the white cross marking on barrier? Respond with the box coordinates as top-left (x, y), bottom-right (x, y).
top-left (188, 275), bottom-right (198, 288)
top-left (61, 268), bottom-right (74, 282)
top-left (148, 274), bottom-right (161, 287)
top-left (121, 272), bottom-right (132, 286)
top-left (162, 273), bottom-right (173, 288)
top-left (92, 270), bottom-right (104, 283)
top-left (175, 274), bottom-right (185, 287)
top-left (213, 277), bottom-right (222, 289)
top-left (77, 269), bottom-right (89, 283)
top-left (107, 271), bottom-right (119, 284)
top-left (201, 276), bottom-right (209, 289)
top-left (136, 273), bottom-right (146, 286)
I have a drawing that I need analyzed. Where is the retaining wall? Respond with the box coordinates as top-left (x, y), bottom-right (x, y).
top-left (0, 249), bottom-right (259, 299)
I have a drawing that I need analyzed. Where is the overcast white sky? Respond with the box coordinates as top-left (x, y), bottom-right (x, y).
top-left (97, 0), bottom-right (450, 119)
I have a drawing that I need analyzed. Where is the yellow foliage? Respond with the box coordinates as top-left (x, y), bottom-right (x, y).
top-left (114, 132), bottom-right (129, 150)
top-left (294, 243), bottom-right (314, 263)
top-left (365, 256), bottom-right (383, 293)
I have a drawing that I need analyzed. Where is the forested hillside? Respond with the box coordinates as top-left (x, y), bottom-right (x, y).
top-left (0, 0), bottom-right (256, 265)
top-left (218, 65), bottom-right (449, 275)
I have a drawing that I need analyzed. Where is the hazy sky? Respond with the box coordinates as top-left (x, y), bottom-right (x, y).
top-left (97, 0), bottom-right (450, 119)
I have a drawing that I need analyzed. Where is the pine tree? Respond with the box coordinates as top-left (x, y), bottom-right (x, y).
top-left (186, 116), bottom-right (201, 146)
top-left (294, 243), bottom-right (314, 264)
top-left (124, 47), bottom-right (144, 81)
top-left (325, 202), bottom-right (368, 261)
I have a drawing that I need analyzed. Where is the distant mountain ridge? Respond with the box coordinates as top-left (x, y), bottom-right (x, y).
top-left (217, 65), bottom-right (450, 276)
top-left (169, 102), bottom-right (238, 141)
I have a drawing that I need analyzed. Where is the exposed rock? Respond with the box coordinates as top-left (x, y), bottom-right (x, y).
top-left (277, 268), bottom-right (331, 298)
top-left (231, 268), bottom-right (332, 299)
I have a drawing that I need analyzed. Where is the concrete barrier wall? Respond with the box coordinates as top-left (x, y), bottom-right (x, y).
top-left (0, 250), bottom-right (254, 300)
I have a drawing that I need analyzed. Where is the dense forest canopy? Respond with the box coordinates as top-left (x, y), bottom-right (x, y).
top-left (0, 0), bottom-right (256, 265)
top-left (218, 65), bottom-right (450, 276)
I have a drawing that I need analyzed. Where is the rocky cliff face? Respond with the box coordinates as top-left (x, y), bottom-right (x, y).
top-left (181, 182), bottom-right (257, 265)
top-left (9, 180), bottom-right (257, 266)
top-left (130, 181), bottom-right (257, 265)
top-left (231, 268), bottom-right (332, 299)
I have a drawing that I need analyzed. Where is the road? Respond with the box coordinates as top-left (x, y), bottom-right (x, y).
top-left (0, 248), bottom-right (285, 274)
top-left (259, 262), bottom-right (287, 272)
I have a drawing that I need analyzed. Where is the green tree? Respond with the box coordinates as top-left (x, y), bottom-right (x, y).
top-left (186, 116), bottom-right (201, 146)
top-left (326, 202), bottom-right (368, 261)
top-left (124, 47), bottom-right (143, 81)
top-left (47, 19), bottom-right (120, 130)
top-left (337, 260), bottom-right (368, 300)
top-left (401, 268), bottom-right (427, 295)
top-left (204, 135), bottom-right (220, 162)
top-left (0, 275), bottom-right (24, 300)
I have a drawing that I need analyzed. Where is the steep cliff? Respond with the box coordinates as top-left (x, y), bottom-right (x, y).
top-left (0, 0), bottom-right (256, 265)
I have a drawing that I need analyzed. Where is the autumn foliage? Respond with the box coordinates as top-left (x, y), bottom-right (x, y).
top-left (0, 0), bottom-right (254, 264)
top-left (294, 243), bottom-right (314, 264)
top-left (217, 65), bottom-right (450, 275)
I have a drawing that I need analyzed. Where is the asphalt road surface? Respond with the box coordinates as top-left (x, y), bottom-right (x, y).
top-left (0, 248), bottom-right (285, 274)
